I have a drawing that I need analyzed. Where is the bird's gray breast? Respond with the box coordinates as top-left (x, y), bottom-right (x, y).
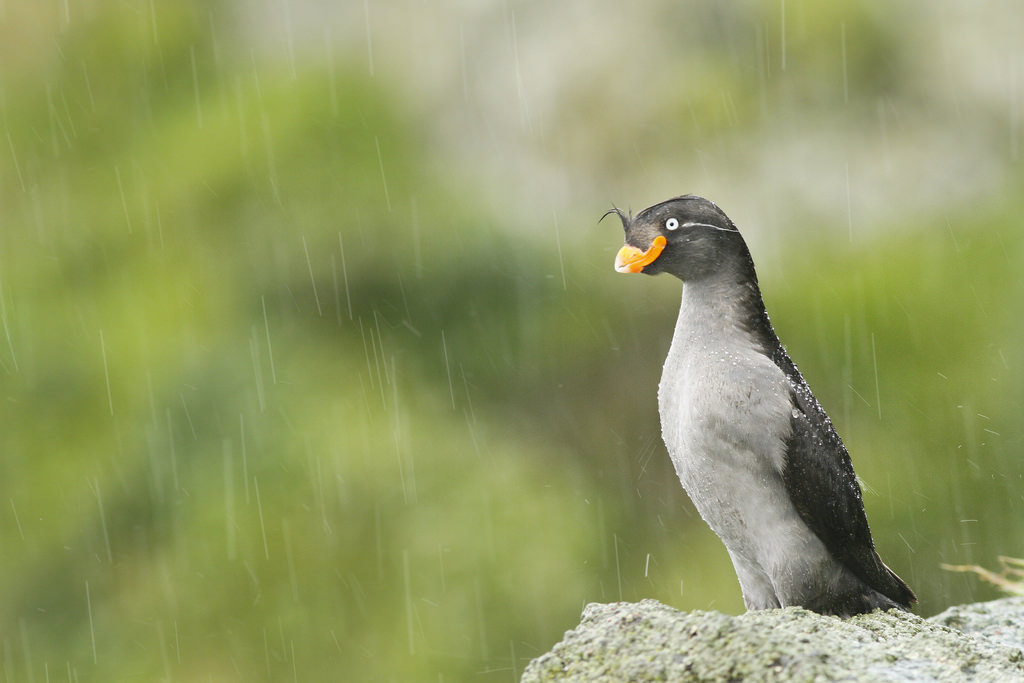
top-left (657, 286), bottom-right (803, 563)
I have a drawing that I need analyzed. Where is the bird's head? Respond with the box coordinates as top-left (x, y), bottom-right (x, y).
top-left (609, 195), bottom-right (751, 282)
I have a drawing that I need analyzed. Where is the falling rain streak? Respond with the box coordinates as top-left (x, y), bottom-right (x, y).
top-left (240, 414), bottom-right (250, 503)
top-left (90, 477), bottom-right (112, 563)
top-left (841, 22), bottom-right (849, 104)
top-left (10, 499), bottom-right (24, 540)
top-left (338, 233), bottom-right (354, 321)
top-left (845, 161), bottom-right (853, 242)
top-left (403, 550), bottom-right (415, 656)
top-left (441, 329), bottom-right (456, 410)
top-left (85, 581), bottom-right (97, 664)
top-left (871, 333), bottom-right (882, 420)
top-left (375, 135), bottom-right (391, 211)
top-left (302, 236), bottom-right (323, 316)
top-left (254, 476), bottom-right (270, 561)
top-left (0, 281), bottom-right (18, 372)
top-left (6, 129), bottom-right (26, 192)
top-left (115, 166), bottom-right (131, 233)
top-left (190, 45), bottom-right (203, 128)
top-left (99, 329), bottom-right (113, 415)
top-left (363, 0), bottom-right (375, 76)
top-left (553, 210), bottom-right (567, 290)
top-left (282, 0), bottom-right (296, 80)
top-left (224, 439), bottom-right (236, 561)
top-left (262, 296), bottom-right (277, 384)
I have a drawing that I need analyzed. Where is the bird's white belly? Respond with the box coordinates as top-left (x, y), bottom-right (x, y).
top-left (657, 326), bottom-right (820, 581)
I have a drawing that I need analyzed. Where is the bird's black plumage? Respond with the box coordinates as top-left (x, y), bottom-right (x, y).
top-left (613, 194), bottom-right (915, 616)
top-left (773, 340), bottom-right (917, 613)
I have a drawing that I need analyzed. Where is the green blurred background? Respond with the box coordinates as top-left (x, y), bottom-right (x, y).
top-left (2, 1), bottom-right (1023, 680)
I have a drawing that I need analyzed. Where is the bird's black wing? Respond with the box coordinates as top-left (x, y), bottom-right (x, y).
top-left (773, 349), bottom-right (916, 608)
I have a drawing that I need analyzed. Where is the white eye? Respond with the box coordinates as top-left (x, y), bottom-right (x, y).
top-left (665, 217), bottom-right (680, 231)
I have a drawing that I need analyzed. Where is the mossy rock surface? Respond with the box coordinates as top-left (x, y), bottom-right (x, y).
top-left (522, 598), bottom-right (1024, 682)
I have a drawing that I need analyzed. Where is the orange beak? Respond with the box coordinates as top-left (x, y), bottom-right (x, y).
top-left (614, 235), bottom-right (666, 273)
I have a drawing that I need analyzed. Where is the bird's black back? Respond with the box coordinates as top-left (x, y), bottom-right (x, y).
top-left (757, 308), bottom-right (916, 609)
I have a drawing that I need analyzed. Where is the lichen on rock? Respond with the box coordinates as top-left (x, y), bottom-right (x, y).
top-left (522, 598), bottom-right (1024, 682)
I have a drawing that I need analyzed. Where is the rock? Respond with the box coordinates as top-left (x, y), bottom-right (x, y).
top-left (522, 598), bottom-right (1024, 682)
top-left (930, 597), bottom-right (1024, 651)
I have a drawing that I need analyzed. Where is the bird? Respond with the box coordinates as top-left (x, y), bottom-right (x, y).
top-left (609, 194), bottom-right (915, 617)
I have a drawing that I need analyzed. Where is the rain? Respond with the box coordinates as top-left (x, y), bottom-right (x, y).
top-left (1, 1), bottom-right (1023, 681)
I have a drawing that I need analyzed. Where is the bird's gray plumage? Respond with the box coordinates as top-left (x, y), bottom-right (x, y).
top-left (613, 195), bottom-right (915, 617)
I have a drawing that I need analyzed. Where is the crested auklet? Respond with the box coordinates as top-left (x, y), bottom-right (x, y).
top-left (610, 195), bottom-right (915, 617)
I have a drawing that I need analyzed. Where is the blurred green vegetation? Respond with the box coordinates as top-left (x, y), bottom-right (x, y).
top-left (1, 2), bottom-right (1023, 681)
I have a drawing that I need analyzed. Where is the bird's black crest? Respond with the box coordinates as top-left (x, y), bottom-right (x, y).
top-left (600, 206), bottom-right (631, 232)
